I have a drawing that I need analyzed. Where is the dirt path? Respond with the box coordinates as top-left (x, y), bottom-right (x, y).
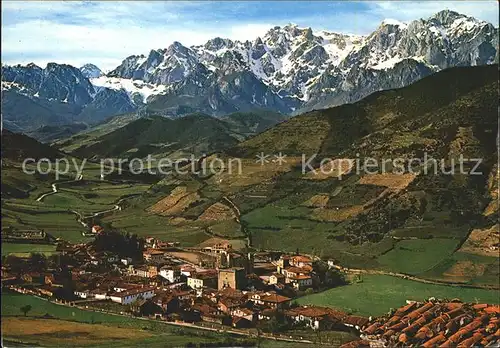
top-left (222, 196), bottom-right (241, 222)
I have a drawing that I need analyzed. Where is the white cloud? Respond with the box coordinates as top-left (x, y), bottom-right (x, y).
top-left (1, 18), bottom-right (274, 71)
top-left (367, 1), bottom-right (499, 25)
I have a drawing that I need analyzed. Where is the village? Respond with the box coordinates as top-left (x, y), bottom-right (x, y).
top-left (2, 225), bottom-right (499, 347)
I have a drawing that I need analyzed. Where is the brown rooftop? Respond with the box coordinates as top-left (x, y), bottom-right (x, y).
top-left (363, 301), bottom-right (500, 347)
top-left (262, 293), bottom-right (291, 303)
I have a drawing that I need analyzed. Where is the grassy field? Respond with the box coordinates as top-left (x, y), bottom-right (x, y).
top-left (422, 252), bottom-right (500, 286)
top-left (102, 207), bottom-right (210, 246)
top-left (2, 202), bottom-right (89, 243)
top-left (2, 176), bottom-right (152, 245)
top-left (58, 181), bottom-right (150, 205)
top-left (1, 243), bottom-right (57, 257)
top-left (297, 274), bottom-right (500, 317)
top-left (2, 317), bottom-right (152, 347)
top-left (42, 191), bottom-right (112, 214)
top-left (0, 292), bottom-right (221, 346)
top-left (377, 238), bottom-right (460, 275)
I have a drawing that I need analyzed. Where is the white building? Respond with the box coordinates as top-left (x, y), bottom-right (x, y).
top-left (289, 275), bottom-right (313, 290)
top-left (121, 257), bottom-right (133, 266)
top-left (109, 287), bottom-right (155, 305)
top-left (74, 290), bottom-right (93, 299)
top-left (94, 290), bottom-right (108, 301)
top-left (159, 267), bottom-right (181, 283)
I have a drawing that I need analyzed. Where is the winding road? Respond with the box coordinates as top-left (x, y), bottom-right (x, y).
top-left (36, 175), bottom-right (126, 230)
top-left (36, 174), bottom-right (83, 202)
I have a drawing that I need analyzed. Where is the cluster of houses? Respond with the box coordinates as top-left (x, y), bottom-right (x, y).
top-left (1, 227), bottom-right (50, 243)
top-left (5, 232), bottom-right (497, 345)
top-left (2, 233), bottom-right (371, 335)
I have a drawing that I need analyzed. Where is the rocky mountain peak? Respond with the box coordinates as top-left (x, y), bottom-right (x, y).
top-left (26, 62), bottom-right (42, 69)
top-left (253, 36), bottom-right (264, 46)
top-left (204, 37), bottom-right (234, 51)
top-left (80, 63), bottom-right (103, 78)
top-left (282, 23), bottom-right (300, 36)
top-left (303, 27), bottom-right (314, 41)
top-left (431, 9), bottom-right (467, 25)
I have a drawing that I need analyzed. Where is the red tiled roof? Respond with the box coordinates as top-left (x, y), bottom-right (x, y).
top-left (291, 255), bottom-right (312, 262)
top-left (284, 266), bottom-right (308, 274)
top-left (144, 249), bottom-right (164, 255)
top-left (483, 305), bottom-right (500, 314)
top-left (232, 316), bottom-right (250, 325)
top-left (364, 322), bottom-right (382, 335)
top-left (262, 293), bottom-right (291, 303)
top-left (457, 332), bottom-right (485, 347)
top-left (343, 315), bottom-right (370, 328)
top-left (289, 274), bottom-right (312, 280)
top-left (286, 306), bottom-right (346, 319)
top-left (366, 301), bottom-right (499, 348)
top-left (395, 302), bottom-right (417, 315)
top-left (422, 333), bottom-right (447, 347)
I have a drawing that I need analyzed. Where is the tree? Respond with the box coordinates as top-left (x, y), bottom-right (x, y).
top-left (260, 313), bottom-right (289, 333)
top-left (20, 305), bottom-right (32, 317)
top-left (312, 260), bottom-right (347, 287)
top-left (93, 230), bottom-right (144, 260)
top-left (29, 253), bottom-right (47, 272)
top-left (312, 260), bottom-right (330, 283)
top-left (5, 255), bottom-right (24, 273)
top-left (305, 287), bottom-right (315, 295)
top-left (326, 268), bottom-right (347, 287)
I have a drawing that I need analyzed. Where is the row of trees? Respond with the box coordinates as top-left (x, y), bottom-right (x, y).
top-left (312, 260), bottom-right (347, 287)
top-left (2, 253), bottom-right (76, 274)
top-left (92, 230), bottom-right (145, 260)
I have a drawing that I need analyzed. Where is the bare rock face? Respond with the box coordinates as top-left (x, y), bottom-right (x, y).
top-left (113, 10), bottom-right (496, 116)
top-left (2, 10), bottom-right (498, 129)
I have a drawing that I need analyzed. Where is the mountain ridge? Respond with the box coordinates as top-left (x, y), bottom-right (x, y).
top-left (1, 10), bottom-right (498, 131)
top-left (100, 10), bottom-right (497, 113)
top-left (56, 110), bottom-right (287, 159)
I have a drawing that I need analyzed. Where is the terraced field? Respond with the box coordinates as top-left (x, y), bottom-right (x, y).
top-left (2, 177), bottom-right (152, 244)
top-left (1, 243), bottom-right (58, 257)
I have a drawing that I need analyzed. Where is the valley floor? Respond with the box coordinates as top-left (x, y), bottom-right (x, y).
top-left (297, 274), bottom-right (500, 317)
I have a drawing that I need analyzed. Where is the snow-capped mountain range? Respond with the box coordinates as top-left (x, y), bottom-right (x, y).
top-left (1, 10), bottom-right (498, 131)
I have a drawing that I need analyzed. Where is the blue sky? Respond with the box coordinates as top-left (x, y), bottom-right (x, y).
top-left (2, 1), bottom-right (498, 71)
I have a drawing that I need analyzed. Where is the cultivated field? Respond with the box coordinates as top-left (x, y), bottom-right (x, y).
top-left (2, 317), bottom-right (152, 346)
top-left (1, 243), bottom-right (58, 257)
top-left (377, 238), bottom-right (460, 275)
top-left (459, 224), bottom-right (499, 257)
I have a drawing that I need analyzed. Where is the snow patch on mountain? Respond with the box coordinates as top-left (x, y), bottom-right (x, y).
top-left (91, 76), bottom-right (167, 103)
top-left (382, 19), bottom-right (408, 28)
